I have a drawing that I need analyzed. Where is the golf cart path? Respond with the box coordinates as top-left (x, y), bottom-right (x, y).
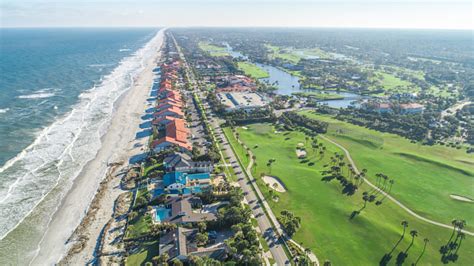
top-left (320, 135), bottom-right (474, 237)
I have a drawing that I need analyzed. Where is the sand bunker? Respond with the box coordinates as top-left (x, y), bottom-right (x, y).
top-left (450, 194), bottom-right (473, 203)
top-left (296, 149), bottom-right (307, 158)
top-left (263, 175), bottom-right (286, 193)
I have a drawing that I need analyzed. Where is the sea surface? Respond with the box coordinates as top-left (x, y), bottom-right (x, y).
top-left (0, 28), bottom-right (159, 262)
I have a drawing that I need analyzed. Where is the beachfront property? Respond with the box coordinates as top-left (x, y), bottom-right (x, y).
top-left (163, 152), bottom-right (213, 173)
top-left (163, 171), bottom-right (211, 192)
top-left (152, 115), bottom-right (180, 129)
top-left (156, 100), bottom-right (183, 113)
top-left (153, 195), bottom-right (217, 224)
top-left (150, 60), bottom-right (194, 152)
top-left (217, 91), bottom-right (268, 112)
top-left (151, 119), bottom-right (192, 152)
top-left (153, 106), bottom-right (184, 119)
top-left (159, 227), bottom-right (227, 262)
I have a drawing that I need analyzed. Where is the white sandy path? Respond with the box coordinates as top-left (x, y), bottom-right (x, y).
top-left (262, 176), bottom-right (286, 193)
top-left (29, 30), bottom-right (165, 265)
top-left (320, 134), bottom-right (474, 237)
top-left (450, 194), bottom-right (473, 203)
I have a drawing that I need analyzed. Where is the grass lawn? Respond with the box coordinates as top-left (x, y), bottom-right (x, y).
top-left (265, 44), bottom-right (332, 64)
top-left (223, 127), bottom-right (250, 168)
top-left (143, 163), bottom-right (162, 177)
top-left (292, 91), bottom-right (344, 100)
top-left (237, 62), bottom-right (269, 79)
top-left (198, 41), bottom-right (230, 57)
top-left (226, 123), bottom-right (474, 265)
top-left (371, 71), bottom-right (418, 93)
top-left (299, 111), bottom-right (474, 229)
top-left (126, 211), bottom-right (152, 239)
top-left (126, 240), bottom-right (160, 266)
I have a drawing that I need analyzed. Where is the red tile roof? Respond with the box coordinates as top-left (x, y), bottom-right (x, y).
top-left (157, 101), bottom-right (182, 110)
top-left (152, 115), bottom-right (180, 125)
top-left (400, 103), bottom-right (424, 109)
top-left (155, 106), bottom-right (184, 118)
top-left (152, 118), bottom-right (191, 151)
top-left (152, 137), bottom-right (192, 151)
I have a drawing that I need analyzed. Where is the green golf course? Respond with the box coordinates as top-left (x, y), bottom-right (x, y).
top-left (298, 111), bottom-right (474, 229)
top-left (223, 123), bottom-right (473, 265)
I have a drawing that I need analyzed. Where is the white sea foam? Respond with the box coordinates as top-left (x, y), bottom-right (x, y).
top-left (119, 48), bottom-right (131, 52)
top-left (0, 28), bottom-right (163, 250)
top-left (17, 93), bottom-right (56, 99)
top-left (0, 108), bottom-right (9, 114)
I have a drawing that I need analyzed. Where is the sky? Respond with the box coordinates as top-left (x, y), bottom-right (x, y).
top-left (0, 0), bottom-right (473, 29)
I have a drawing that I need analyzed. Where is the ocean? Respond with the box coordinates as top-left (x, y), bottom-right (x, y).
top-left (0, 28), bottom-right (160, 263)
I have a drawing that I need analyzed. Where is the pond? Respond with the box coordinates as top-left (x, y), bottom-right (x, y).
top-left (256, 63), bottom-right (369, 108)
top-left (225, 45), bottom-right (369, 108)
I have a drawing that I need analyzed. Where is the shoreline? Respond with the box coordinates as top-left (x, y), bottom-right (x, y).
top-left (27, 29), bottom-right (165, 265)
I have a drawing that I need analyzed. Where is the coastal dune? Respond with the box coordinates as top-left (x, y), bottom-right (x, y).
top-left (4, 29), bottom-right (164, 265)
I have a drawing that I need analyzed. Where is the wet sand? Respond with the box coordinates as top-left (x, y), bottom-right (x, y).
top-left (29, 29), bottom-right (164, 265)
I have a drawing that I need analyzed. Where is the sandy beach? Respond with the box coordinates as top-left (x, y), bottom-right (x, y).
top-left (29, 29), bottom-right (165, 265)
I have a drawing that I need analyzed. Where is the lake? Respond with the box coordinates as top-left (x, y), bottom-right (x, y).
top-left (225, 45), bottom-right (368, 108)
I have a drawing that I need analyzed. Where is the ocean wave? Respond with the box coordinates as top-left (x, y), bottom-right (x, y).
top-left (0, 108), bottom-right (9, 114)
top-left (87, 63), bottom-right (114, 68)
top-left (0, 29), bottom-right (164, 263)
top-left (119, 48), bottom-right (131, 52)
top-left (17, 93), bottom-right (56, 99)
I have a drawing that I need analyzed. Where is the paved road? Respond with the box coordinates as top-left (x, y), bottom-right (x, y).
top-left (440, 100), bottom-right (471, 119)
top-left (320, 135), bottom-right (474, 237)
top-left (171, 32), bottom-right (290, 265)
top-left (211, 121), bottom-right (290, 265)
top-left (232, 132), bottom-right (320, 265)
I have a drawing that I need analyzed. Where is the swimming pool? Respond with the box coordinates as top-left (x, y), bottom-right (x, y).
top-left (154, 207), bottom-right (170, 223)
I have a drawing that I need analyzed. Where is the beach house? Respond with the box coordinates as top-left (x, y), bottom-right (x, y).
top-left (159, 227), bottom-right (227, 262)
top-left (151, 119), bottom-right (191, 152)
top-left (163, 152), bottom-right (213, 173)
top-left (162, 171), bottom-right (211, 193)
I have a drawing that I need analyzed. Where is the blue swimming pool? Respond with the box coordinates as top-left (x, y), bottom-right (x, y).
top-left (154, 207), bottom-right (170, 223)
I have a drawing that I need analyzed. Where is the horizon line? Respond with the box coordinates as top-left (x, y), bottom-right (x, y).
top-left (1, 25), bottom-right (473, 31)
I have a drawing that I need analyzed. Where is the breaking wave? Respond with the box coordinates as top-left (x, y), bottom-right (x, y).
top-left (0, 28), bottom-right (163, 250)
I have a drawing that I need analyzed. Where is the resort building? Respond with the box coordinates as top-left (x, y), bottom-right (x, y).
top-left (216, 92), bottom-right (268, 112)
top-left (374, 103), bottom-right (392, 113)
top-left (152, 115), bottom-right (181, 129)
top-left (159, 227), bottom-right (227, 262)
top-left (163, 152), bottom-right (213, 173)
top-left (156, 101), bottom-right (183, 113)
top-left (154, 106), bottom-right (184, 119)
top-left (400, 103), bottom-right (424, 114)
top-left (162, 171), bottom-right (211, 192)
top-left (153, 195), bottom-right (217, 224)
top-left (151, 119), bottom-right (192, 152)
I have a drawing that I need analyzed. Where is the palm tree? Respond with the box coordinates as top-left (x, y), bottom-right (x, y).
top-left (382, 174), bottom-right (389, 191)
top-left (447, 219), bottom-right (460, 246)
top-left (388, 179), bottom-right (395, 193)
top-left (454, 232), bottom-right (465, 254)
top-left (409, 229), bottom-right (418, 245)
top-left (401, 220), bottom-right (409, 236)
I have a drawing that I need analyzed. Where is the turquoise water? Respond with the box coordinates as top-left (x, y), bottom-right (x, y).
top-left (0, 28), bottom-right (160, 263)
top-left (155, 207), bottom-right (171, 223)
top-left (0, 28), bottom-right (155, 166)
